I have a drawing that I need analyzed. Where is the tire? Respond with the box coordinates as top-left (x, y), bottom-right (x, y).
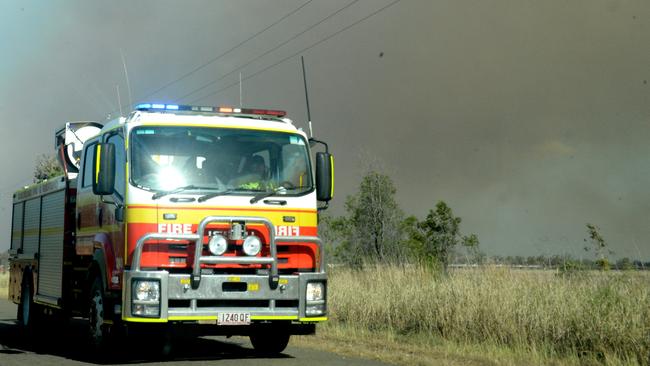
top-left (88, 277), bottom-right (108, 349)
top-left (249, 325), bottom-right (291, 355)
top-left (17, 271), bottom-right (36, 330)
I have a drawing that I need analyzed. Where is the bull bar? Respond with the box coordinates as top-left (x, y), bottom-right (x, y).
top-left (123, 216), bottom-right (326, 322)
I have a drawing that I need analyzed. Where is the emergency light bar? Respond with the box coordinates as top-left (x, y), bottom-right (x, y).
top-left (135, 103), bottom-right (286, 118)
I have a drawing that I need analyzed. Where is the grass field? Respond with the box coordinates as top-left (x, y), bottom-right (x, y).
top-left (0, 267), bottom-right (646, 364)
top-left (296, 265), bottom-right (650, 365)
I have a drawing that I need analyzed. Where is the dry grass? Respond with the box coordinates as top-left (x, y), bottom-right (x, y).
top-left (0, 265), bottom-right (644, 364)
top-left (0, 272), bottom-right (8, 299)
top-left (295, 322), bottom-right (554, 366)
top-left (316, 265), bottom-right (650, 365)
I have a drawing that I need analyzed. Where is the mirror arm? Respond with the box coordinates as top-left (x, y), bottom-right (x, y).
top-left (100, 195), bottom-right (116, 206)
top-left (100, 196), bottom-right (125, 222)
top-left (309, 138), bottom-right (329, 153)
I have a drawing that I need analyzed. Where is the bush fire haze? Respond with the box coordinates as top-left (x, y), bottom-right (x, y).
top-left (1, 0), bottom-right (649, 260)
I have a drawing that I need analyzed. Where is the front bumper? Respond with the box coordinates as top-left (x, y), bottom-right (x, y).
top-left (123, 271), bottom-right (327, 322)
top-left (121, 215), bottom-right (327, 324)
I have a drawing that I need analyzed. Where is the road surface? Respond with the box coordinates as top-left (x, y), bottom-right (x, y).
top-left (0, 300), bottom-right (388, 366)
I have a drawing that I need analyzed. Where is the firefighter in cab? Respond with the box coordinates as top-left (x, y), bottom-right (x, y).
top-left (230, 155), bottom-right (269, 190)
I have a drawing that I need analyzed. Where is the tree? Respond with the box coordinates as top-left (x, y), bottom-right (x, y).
top-left (615, 257), bottom-right (634, 271)
top-left (584, 223), bottom-right (612, 270)
top-left (34, 153), bottom-right (63, 183)
top-left (402, 215), bottom-right (425, 258)
top-left (416, 201), bottom-right (479, 270)
top-left (337, 171), bottom-right (406, 265)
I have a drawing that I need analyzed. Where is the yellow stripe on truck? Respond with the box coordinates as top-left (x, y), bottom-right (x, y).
top-left (95, 144), bottom-right (101, 184)
top-left (300, 317), bottom-right (328, 322)
top-left (126, 315), bottom-right (320, 322)
top-left (330, 155), bottom-right (335, 198)
top-left (168, 316), bottom-right (217, 321)
top-left (126, 206), bottom-right (317, 227)
top-left (13, 227), bottom-right (65, 237)
top-left (122, 317), bottom-right (168, 323)
top-left (251, 315), bottom-right (298, 320)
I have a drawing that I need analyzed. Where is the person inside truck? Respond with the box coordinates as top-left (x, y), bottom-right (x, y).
top-left (228, 155), bottom-right (269, 189)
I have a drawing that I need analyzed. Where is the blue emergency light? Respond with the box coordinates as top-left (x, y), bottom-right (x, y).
top-left (135, 103), bottom-right (180, 110)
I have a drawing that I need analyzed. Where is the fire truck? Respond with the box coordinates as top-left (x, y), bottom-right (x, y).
top-left (8, 103), bottom-right (333, 354)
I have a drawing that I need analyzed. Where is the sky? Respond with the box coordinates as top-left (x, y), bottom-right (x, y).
top-left (0, 0), bottom-right (648, 259)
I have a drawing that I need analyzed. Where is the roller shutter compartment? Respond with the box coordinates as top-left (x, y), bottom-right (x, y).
top-left (37, 190), bottom-right (65, 300)
top-left (22, 198), bottom-right (41, 255)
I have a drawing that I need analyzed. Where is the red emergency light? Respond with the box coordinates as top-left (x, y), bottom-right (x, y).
top-left (218, 106), bottom-right (286, 118)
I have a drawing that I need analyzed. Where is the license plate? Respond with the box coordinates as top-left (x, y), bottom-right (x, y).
top-left (218, 312), bottom-right (251, 325)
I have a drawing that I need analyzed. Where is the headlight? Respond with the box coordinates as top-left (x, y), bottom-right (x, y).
top-left (132, 279), bottom-right (161, 317)
top-left (305, 304), bottom-right (326, 316)
top-left (208, 234), bottom-right (228, 256)
top-left (242, 235), bottom-right (261, 256)
top-left (133, 304), bottom-right (160, 317)
top-left (306, 282), bottom-right (326, 316)
top-left (133, 280), bottom-right (160, 302)
top-left (306, 282), bottom-right (324, 302)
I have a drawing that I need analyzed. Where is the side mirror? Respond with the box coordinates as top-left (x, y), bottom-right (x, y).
top-left (315, 152), bottom-right (334, 202)
top-left (92, 143), bottom-right (116, 196)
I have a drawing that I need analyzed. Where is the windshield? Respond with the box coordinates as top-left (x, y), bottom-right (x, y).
top-left (130, 126), bottom-right (313, 195)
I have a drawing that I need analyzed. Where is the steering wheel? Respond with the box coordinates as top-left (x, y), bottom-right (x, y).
top-left (280, 181), bottom-right (296, 189)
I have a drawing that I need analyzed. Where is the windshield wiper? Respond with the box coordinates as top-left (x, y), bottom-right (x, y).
top-left (151, 185), bottom-right (215, 200)
top-left (197, 187), bottom-right (263, 203)
top-left (250, 187), bottom-right (301, 204)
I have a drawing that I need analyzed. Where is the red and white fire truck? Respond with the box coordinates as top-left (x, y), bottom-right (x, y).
top-left (8, 103), bottom-right (333, 354)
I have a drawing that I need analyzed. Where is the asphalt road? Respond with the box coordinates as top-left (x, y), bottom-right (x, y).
top-left (0, 300), bottom-right (388, 366)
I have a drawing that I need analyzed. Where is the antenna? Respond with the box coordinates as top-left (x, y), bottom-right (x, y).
top-left (239, 72), bottom-right (243, 107)
top-left (116, 85), bottom-right (123, 117)
top-left (120, 49), bottom-right (133, 108)
top-left (301, 56), bottom-right (313, 138)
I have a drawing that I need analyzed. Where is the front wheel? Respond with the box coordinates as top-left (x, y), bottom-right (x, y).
top-left (249, 325), bottom-right (291, 355)
top-left (88, 277), bottom-right (108, 349)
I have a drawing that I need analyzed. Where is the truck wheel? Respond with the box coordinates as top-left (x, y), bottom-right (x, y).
top-left (88, 277), bottom-right (108, 349)
top-left (249, 325), bottom-right (291, 355)
top-left (17, 273), bottom-right (35, 329)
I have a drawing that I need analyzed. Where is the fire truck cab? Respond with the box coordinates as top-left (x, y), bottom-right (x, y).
top-left (9, 103), bottom-right (333, 354)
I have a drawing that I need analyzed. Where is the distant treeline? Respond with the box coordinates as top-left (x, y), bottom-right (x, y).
top-left (321, 169), bottom-right (642, 270)
top-left (460, 255), bottom-right (648, 271)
